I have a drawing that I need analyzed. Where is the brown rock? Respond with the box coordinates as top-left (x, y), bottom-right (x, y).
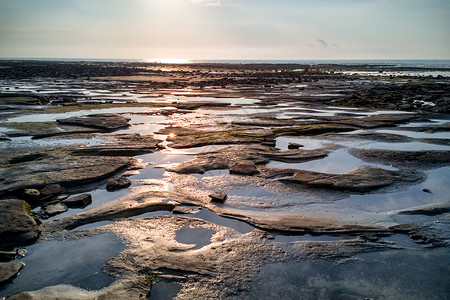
top-left (40, 184), bottom-right (62, 199)
top-left (43, 203), bottom-right (68, 217)
top-left (57, 113), bottom-right (130, 131)
top-left (62, 194), bottom-right (92, 208)
top-left (0, 261), bottom-right (25, 285)
top-left (0, 199), bottom-right (40, 248)
top-left (209, 192), bottom-right (227, 203)
top-left (229, 161), bottom-right (259, 176)
top-left (106, 176), bottom-right (131, 191)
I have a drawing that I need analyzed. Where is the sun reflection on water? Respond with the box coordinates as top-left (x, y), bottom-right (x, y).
top-left (145, 58), bottom-right (190, 64)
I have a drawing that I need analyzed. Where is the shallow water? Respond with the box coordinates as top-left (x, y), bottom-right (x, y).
top-left (242, 248), bottom-right (450, 300)
top-left (175, 227), bottom-right (215, 250)
top-left (267, 149), bottom-right (396, 174)
top-left (149, 282), bottom-right (183, 300)
top-left (0, 233), bottom-right (124, 298)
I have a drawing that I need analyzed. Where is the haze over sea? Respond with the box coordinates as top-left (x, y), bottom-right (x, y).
top-left (1, 58), bottom-right (450, 69)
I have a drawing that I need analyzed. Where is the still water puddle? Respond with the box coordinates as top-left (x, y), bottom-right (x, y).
top-left (175, 227), bottom-right (215, 250)
top-left (267, 149), bottom-right (396, 174)
top-left (242, 248), bottom-right (450, 299)
top-left (0, 233), bottom-right (123, 298)
top-left (149, 282), bottom-right (183, 300)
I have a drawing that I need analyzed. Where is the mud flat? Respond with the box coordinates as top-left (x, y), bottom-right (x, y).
top-left (0, 61), bottom-right (449, 299)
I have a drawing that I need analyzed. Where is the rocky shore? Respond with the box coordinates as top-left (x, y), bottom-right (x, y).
top-left (0, 61), bottom-right (449, 299)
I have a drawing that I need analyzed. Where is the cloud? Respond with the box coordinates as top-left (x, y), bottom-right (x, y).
top-left (190, 0), bottom-right (223, 6)
top-left (317, 39), bottom-right (328, 47)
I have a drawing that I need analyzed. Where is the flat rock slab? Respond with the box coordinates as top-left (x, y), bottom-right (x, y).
top-left (74, 133), bottom-right (161, 156)
top-left (166, 145), bottom-right (328, 175)
top-left (43, 203), bottom-right (68, 217)
top-left (209, 192), bottom-right (227, 203)
top-left (62, 194), bottom-right (92, 208)
top-left (0, 155), bottom-right (134, 195)
top-left (350, 149), bottom-right (450, 168)
top-left (277, 166), bottom-right (421, 192)
top-left (0, 199), bottom-right (39, 248)
top-left (40, 184), bottom-right (63, 199)
top-left (57, 113), bottom-right (130, 131)
top-left (0, 261), bottom-right (25, 285)
top-left (106, 176), bottom-right (131, 191)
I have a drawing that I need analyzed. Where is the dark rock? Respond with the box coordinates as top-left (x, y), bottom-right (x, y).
top-left (398, 202), bottom-right (450, 216)
top-left (423, 188), bottom-right (432, 193)
top-left (0, 261), bottom-right (25, 285)
top-left (40, 184), bottom-right (62, 199)
top-left (350, 149), bottom-right (450, 168)
top-left (43, 203), bottom-right (68, 217)
top-left (172, 207), bottom-right (199, 214)
top-left (16, 249), bottom-right (27, 258)
top-left (287, 143), bottom-right (304, 149)
top-left (22, 189), bottom-right (40, 203)
top-left (229, 161), bottom-right (259, 176)
top-left (0, 155), bottom-right (134, 196)
top-left (0, 251), bottom-right (16, 262)
top-left (106, 176), bottom-right (131, 191)
top-left (57, 113), bottom-right (131, 131)
top-left (73, 134), bottom-right (161, 156)
top-left (278, 166), bottom-right (421, 192)
top-left (61, 194), bottom-right (92, 208)
top-left (261, 140), bottom-right (276, 147)
top-left (209, 192), bottom-right (227, 203)
top-left (0, 199), bottom-right (40, 249)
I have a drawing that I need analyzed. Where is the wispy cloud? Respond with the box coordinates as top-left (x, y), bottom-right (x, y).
top-left (190, 0), bottom-right (223, 7)
top-left (317, 39), bottom-right (328, 47)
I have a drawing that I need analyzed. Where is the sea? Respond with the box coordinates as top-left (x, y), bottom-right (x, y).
top-left (1, 58), bottom-right (450, 69)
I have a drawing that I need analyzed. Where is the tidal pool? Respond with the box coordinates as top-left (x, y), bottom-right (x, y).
top-left (0, 233), bottom-right (124, 298)
top-left (241, 248), bottom-right (450, 300)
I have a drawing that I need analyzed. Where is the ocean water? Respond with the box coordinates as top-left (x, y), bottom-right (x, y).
top-left (1, 58), bottom-right (450, 68)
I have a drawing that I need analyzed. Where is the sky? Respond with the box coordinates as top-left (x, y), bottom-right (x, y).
top-left (0, 0), bottom-right (449, 60)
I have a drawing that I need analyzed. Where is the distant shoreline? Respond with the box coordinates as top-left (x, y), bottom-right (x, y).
top-left (1, 58), bottom-right (450, 69)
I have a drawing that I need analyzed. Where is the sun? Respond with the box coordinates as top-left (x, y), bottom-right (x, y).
top-left (145, 58), bottom-right (190, 64)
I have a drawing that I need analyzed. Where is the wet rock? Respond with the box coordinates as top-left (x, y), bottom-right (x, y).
top-left (42, 190), bottom-right (178, 231)
top-left (274, 123), bottom-right (358, 136)
top-left (0, 261), bottom-right (25, 285)
top-left (278, 166), bottom-right (420, 192)
top-left (397, 202), bottom-right (450, 216)
top-left (209, 192), bottom-right (227, 203)
top-left (419, 138), bottom-right (450, 146)
top-left (263, 148), bottom-right (328, 163)
top-left (0, 199), bottom-right (40, 248)
top-left (43, 203), bottom-right (68, 217)
top-left (40, 184), bottom-right (63, 199)
top-left (350, 149), bottom-right (450, 168)
top-left (22, 189), bottom-right (41, 203)
top-left (287, 142), bottom-right (304, 149)
top-left (73, 133), bottom-right (161, 156)
top-left (166, 145), bottom-right (268, 174)
top-left (172, 206), bottom-right (199, 214)
top-left (6, 277), bottom-right (151, 300)
top-left (292, 239), bottom-right (395, 258)
top-left (338, 131), bottom-right (412, 143)
top-left (106, 176), bottom-right (131, 191)
top-left (0, 154), bottom-right (135, 196)
top-left (261, 140), bottom-right (276, 147)
top-left (0, 251), bottom-right (16, 262)
top-left (229, 161), bottom-right (259, 176)
top-left (57, 113), bottom-right (131, 131)
top-left (61, 194), bottom-right (92, 208)
top-left (158, 126), bottom-right (270, 149)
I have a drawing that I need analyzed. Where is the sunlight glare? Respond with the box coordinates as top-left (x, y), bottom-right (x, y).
top-left (145, 58), bottom-right (190, 64)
